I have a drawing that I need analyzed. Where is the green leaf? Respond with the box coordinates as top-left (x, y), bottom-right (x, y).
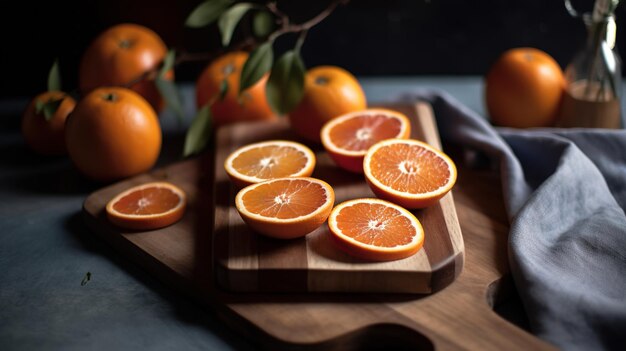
top-left (36, 97), bottom-right (63, 121)
top-left (159, 49), bottom-right (176, 79)
top-left (219, 79), bottom-right (229, 101)
top-left (155, 78), bottom-right (184, 122)
top-left (184, 104), bottom-right (212, 157)
top-left (239, 41), bottom-right (273, 94)
top-left (218, 3), bottom-right (253, 46)
top-left (252, 10), bottom-right (274, 39)
top-left (185, 0), bottom-right (233, 28)
top-left (266, 50), bottom-right (306, 115)
top-left (47, 59), bottom-right (61, 92)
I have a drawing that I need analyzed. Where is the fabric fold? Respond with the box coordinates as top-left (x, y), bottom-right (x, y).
top-left (398, 90), bottom-right (626, 351)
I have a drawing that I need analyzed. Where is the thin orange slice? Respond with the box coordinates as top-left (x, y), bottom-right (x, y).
top-left (106, 181), bottom-right (187, 230)
top-left (328, 198), bottom-right (424, 261)
top-left (224, 140), bottom-right (316, 188)
top-left (364, 139), bottom-right (457, 209)
top-left (235, 177), bottom-right (335, 239)
top-left (320, 108), bottom-right (411, 173)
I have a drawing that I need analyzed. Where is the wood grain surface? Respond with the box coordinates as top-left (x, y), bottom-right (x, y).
top-left (213, 103), bottom-right (463, 294)
top-left (82, 103), bottom-right (557, 350)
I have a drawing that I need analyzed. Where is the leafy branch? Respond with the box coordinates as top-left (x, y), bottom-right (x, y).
top-left (38, 1), bottom-right (347, 158)
top-left (182, 0), bottom-right (348, 156)
top-left (36, 60), bottom-right (67, 121)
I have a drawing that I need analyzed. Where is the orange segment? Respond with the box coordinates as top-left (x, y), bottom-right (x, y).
top-left (321, 108), bottom-right (411, 173)
top-left (235, 177), bottom-right (335, 239)
top-left (328, 198), bottom-right (424, 261)
top-left (105, 181), bottom-right (187, 230)
top-left (364, 139), bottom-right (457, 209)
top-left (224, 140), bottom-right (316, 188)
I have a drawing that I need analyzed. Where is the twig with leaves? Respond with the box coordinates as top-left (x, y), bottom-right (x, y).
top-left (38, 0), bottom-right (347, 157)
top-left (181, 0), bottom-right (348, 156)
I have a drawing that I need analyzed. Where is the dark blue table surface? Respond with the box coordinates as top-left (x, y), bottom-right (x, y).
top-left (0, 77), bottom-right (567, 350)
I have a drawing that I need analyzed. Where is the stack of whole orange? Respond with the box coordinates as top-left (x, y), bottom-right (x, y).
top-left (79, 23), bottom-right (173, 111)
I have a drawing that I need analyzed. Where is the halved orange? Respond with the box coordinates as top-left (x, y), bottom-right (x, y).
top-left (224, 140), bottom-right (316, 188)
top-left (106, 181), bottom-right (187, 230)
top-left (235, 177), bottom-right (335, 239)
top-left (328, 198), bottom-right (424, 261)
top-left (364, 139), bottom-right (457, 209)
top-left (320, 108), bottom-right (411, 173)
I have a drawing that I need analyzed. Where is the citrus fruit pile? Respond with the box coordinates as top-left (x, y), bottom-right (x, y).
top-left (21, 23), bottom-right (168, 183)
top-left (79, 23), bottom-right (173, 112)
top-left (225, 106), bottom-right (457, 262)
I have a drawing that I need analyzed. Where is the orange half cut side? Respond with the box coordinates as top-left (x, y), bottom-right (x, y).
top-left (224, 140), bottom-right (316, 188)
top-left (235, 177), bottom-right (335, 239)
top-left (363, 138), bottom-right (457, 209)
top-left (328, 198), bottom-right (424, 261)
top-left (320, 108), bottom-right (411, 173)
top-left (105, 181), bottom-right (187, 230)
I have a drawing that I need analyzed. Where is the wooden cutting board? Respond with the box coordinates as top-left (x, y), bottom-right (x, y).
top-left (82, 102), bottom-right (556, 350)
top-left (213, 103), bottom-right (463, 294)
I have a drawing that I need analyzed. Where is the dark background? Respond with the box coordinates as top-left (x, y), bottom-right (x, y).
top-left (2, 0), bottom-right (624, 98)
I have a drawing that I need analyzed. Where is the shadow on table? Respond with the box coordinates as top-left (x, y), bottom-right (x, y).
top-left (64, 211), bottom-right (257, 351)
top-left (0, 129), bottom-right (188, 196)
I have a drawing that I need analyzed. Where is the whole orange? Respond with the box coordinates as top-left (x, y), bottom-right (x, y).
top-left (65, 87), bottom-right (161, 182)
top-left (485, 47), bottom-right (565, 128)
top-left (21, 91), bottom-right (75, 155)
top-left (79, 23), bottom-right (173, 112)
top-left (288, 66), bottom-right (367, 143)
top-left (195, 51), bottom-right (276, 127)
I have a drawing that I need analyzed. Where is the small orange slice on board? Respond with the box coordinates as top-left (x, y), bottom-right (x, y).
top-left (328, 198), bottom-right (424, 261)
top-left (364, 139), bottom-right (457, 209)
top-left (235, 177), bottom-right (335, 239)
top-left (320, 108), bottom-right (411, 173)
top-left (106, 182), bottom-right (187, 230)
top-left (224, 140), bottom-right (316, 188)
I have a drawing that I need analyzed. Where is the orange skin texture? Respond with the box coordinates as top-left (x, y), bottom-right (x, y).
top-left (108, 208), bottom-right (185, 231)
top-left (288, 66), bottom-right (367, 143)
top-left (364, 176), bottom-right (448, 209)
top-left (329, 149), bottom-right (366, 174)
top-left (65, 87), bottom-right (161, 182)
top-left (485, 47), bottom-right (565, 128)
top-left (329, 225), bottom-right (423, 261)
top-left (79, 23), bottom-right (173, 112)
top-left (195, 51), bottom-right (276, 127)
top-left (21, 91), bottom-right (75, 155)
top-left (238, 202), bottom-right (332, 239)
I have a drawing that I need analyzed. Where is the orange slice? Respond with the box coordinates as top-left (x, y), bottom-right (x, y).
top-left (235, 177), bottom-right (335, 239)
top-left (224, 140), bottom-right (316, 188)
top-left (320, 108), bottom-right (411, 173)
top-left (328, 198), bottom-right (424, 261)
top-left (364, 139), bottom-right (457, 209)
top-left (106, 181), bottom-right (187, 230)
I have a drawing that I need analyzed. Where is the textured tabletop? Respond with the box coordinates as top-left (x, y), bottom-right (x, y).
top-left (0, 77), bottom-right (485, 350)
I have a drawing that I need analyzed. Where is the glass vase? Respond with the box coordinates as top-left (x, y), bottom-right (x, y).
top-left (558, 13), bottom-right (622, 128)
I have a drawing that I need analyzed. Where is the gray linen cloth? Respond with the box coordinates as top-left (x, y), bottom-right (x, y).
top-left (399, 91), bottom-right (626, 350)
